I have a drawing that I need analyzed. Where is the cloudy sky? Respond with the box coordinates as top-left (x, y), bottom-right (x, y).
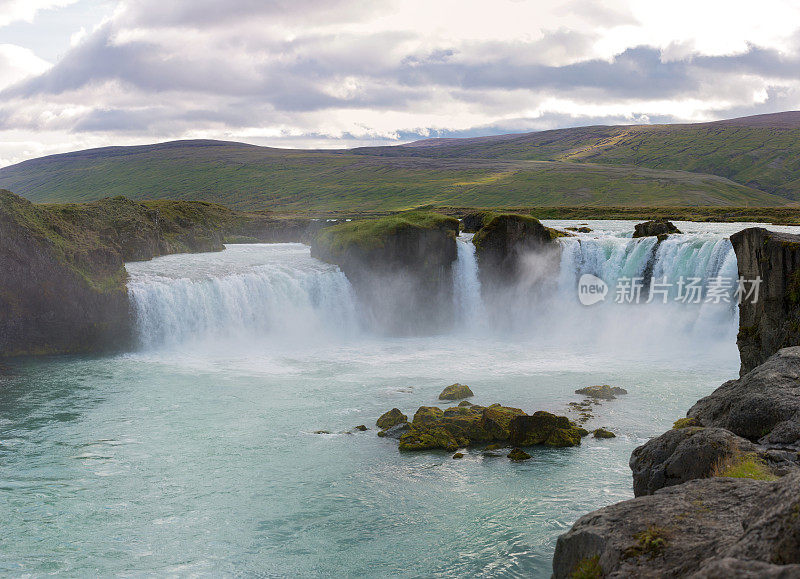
top-left (1, 0), bottom-right (799, 166)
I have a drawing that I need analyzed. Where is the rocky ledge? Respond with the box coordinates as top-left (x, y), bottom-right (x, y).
top-left (553, 347), bottom-right (800, 578)
top-left (732, 227), bottom-right (800, 375)
top-left (632, 219), bottom-right (682, 240)
top-left (472, 213), bottom-right (567, 286)
top-left (311, 210), bottom-right (459, 334)
top-left (0, 190), bottom-right (328, 357)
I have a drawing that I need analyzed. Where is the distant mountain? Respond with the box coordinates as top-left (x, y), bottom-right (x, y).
top-left (1, 112), bottom-right (799, 211)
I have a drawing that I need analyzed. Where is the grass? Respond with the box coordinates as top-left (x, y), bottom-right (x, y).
top-left (713, 453), bottom-right (778, 481)
top-left (571, 555), bottom-right (602, 579)
top-left (0, 133), bottom-right (795, 211)
top-left (623, 526), bottom-right (670, 559)
top-left (313, 210), bottom-right (459, 257)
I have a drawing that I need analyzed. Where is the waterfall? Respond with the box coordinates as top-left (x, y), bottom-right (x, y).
top-left (126, 244), bottom-right (359, 350)
top-left (452, 234), bottom-right (485, 328)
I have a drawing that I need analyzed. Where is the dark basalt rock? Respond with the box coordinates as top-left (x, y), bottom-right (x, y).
top-left (311, 210), bottom-right (459, 335)
top-left (376, 422), bottom-right (410, 439)
top-left (632, 219), bottom-right (682, 239)
top-left (593, 428), bottom-right (616, 439)
top-left (460, 210), bottom-right (496, 233)
top-left (731, 227), bottom-right (800, 375)
top-left (472, 214), bottom-right (563, 285)
top-left (687, 347), bottom-right (800, 445)
top-left (630, 426), bottom-right (757, 496)
top-left (553, 475), bottom-right (800, 578)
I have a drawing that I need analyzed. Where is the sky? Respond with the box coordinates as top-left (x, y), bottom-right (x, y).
top-left (1, 0), bottom-right (800, 166)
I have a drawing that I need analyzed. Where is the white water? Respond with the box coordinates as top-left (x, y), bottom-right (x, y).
top-left (127, 244), bottom-right (359, 350)
top-left (9, 221), bottom-right (792, 576)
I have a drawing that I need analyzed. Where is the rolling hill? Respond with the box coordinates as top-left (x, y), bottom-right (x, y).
top-left (1, 112), bottom-right (799, 211)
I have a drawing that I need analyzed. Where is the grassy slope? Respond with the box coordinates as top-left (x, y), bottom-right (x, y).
top-left (363, 120), bottom-right (800, 200)
top-left (0, 139), bottom-right (791, 211)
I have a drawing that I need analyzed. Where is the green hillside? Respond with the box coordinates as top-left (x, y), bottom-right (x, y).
top-left (356, 112), bottom-right (800, 200)
top-left (1, 112), bottom-right (799, 210)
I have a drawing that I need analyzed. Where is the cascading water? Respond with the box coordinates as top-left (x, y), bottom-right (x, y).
top-left (126, 244), bottom-right (359, 350)
top-left (452, 234), bottom-right (485, 329)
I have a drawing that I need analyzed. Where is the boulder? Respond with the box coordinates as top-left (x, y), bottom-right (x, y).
top-left (575, 385), bottom-right (628, 400)
top-left (452, 452), bottom-right (464, 459)
top-left (376, 408), bottom-right (408, 430)
top-left (508, 448), bottom-right (532, 461)
top-left (687, 347), bottom-right (800, 445)
top-left (353, 425), bottom-right (368, 432)
top-left (630, 426), bottom-right (758, 496)
top-left (508, 411), bottom-right (583, 448)
top-left (593, 428), bottom-right (616, 439)
top-left (438, 383), bottom-right (474, 400)
top-left (632, 219), bottom-right (682, 239)
top-left (553, 475), bottom-right (796, 578)
top-left (731, 228), bottom-right (800, 374)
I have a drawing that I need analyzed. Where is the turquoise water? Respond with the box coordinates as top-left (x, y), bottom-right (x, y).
top-left (0, 221), bottom-right (779, 577)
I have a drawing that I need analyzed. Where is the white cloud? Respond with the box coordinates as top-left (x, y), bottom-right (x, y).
top-left (0, 0), bottom-right (78, 27)
top-left (1, 0), bottom-right (800, 166)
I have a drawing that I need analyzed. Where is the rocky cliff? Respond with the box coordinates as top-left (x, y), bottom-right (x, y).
top-left (731, 227), bottom-right (800, 375)
top-left (311, 210), bottom-right (459, 334)
top-left (0, 191), bottom-right (131, 356)
top-left (553, 348), bottom-right (800, 578)
top-left (472, 214), bottom-right (565, 286)
top-left (0, 190), bottom-right (327, 357)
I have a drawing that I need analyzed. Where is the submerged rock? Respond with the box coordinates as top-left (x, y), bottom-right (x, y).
top-left (507, 448), bottom-right (531, 461)
top-left (593, 428), bottom-right (616, 439)
top-left (575, 385), bottom-right (627, 400)
top-left (376, 408), bottom-right (408, 430)
top-left (553, 474), bottom-right (800, 578)
top-left (377, 422), bottom-right (410, 439)
top-left (438, 383), bottom-right (474, 400)
top-left (632, 219), bottom-right (682, 239)
top-left (353, 425), bottom-right (368, 432)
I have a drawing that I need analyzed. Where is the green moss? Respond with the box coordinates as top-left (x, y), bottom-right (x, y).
top-left (716, 453), bottom-right (777, 481)
top-left (624, 526), bottom-right (670, 559)
top-left (314, 210), bottom-right (458, 257)
top-left (672, 417), bottom-right (702, 429)
top-left (571, 555), bottom-right (602, 579)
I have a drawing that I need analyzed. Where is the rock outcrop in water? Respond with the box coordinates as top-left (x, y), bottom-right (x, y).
top-left (0, 190), bottom-right (329, 357)
top-left (731, 227), bottom-right (800, 375)
top-left (553, 348), bottom-right (800, 578)
top-left (472, 214), bottom-right (565, 285)
top-left (311, 210), bottom-right (460, 334)
top-left (632, 219), bottom-right (682, 240)
top-left (385, 402), bottom-right (584, 452)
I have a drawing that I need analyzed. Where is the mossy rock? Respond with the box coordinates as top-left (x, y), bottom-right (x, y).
top-left (377, 422), bottom-right (410, 438)
top-left (452, 452), bottom-right (464, 459)
top-left (412, 406), bottom-right (445, 424)
top-left (593, 428), bottom-right (616, 439)
top-left (399, 426), bottom-right (464, 452)
top-left (509, 411), bottom-right (582, 447)
top-left (458, 400), bottom-right (474, 407)
top-left (507, 448), bottom-right (532, 461)
top-left (438, 383), bottom-right (474, 400)
top-left (353, 425), bottom-right (368, 432)
top-left (376, 408), bottom-right (408, 430)
top-left (672, 417), bottom-right (701, 429)
top-left (575, 385), bottom-right (628, 400)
